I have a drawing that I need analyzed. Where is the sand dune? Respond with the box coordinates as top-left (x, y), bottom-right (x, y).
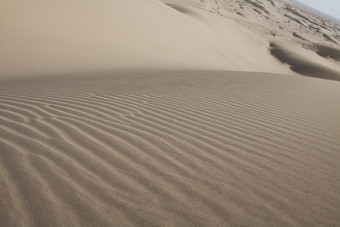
top-left (1, 72), bottom-right (340, 226)
top-left (270, 42), bottom-right (340, 81)
top-left (1, 0), bottom-right (340, 226)
top-left (199, 0), bottom-right (340, 80)
top-left (1, 0), bottom-right (339, 78)
top-left (314, 44), bottom-right (340, 61)
top-left (0, 0), bottom-right (302, 78)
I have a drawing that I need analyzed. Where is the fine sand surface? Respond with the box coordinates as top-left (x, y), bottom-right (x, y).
top-left (0, 0), bottom-right (290, 77)
top-left (1, 71), bottom-right (340, 226)
top-left (1, 0), bottom-right (340, 226)
top-left (1, 0), bottom-right (340, 79)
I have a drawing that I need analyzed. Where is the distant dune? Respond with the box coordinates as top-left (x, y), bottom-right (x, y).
top-left (270, 42), bottom-right (340, 81)
top-left (1, 0), bottom-right (340, 226)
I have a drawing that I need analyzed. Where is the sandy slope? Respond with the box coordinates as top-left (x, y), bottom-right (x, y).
top-left (1, 0), bottom-right (340, 226)
top-left (1, 71), bottom-right (340, 226)
top-left (1, 0), bottom-right (296, 78)
top-left (1, 0), bottom-right (340, 79)
top-left (198, 0), bottom-right (340, 80)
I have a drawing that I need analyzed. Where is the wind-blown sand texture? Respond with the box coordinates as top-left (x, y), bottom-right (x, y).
top-left (1, 72), bottom-right (340, 226)
top-left (1, 0), bottom-right (340, 226)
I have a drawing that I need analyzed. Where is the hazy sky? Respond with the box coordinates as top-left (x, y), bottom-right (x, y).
top-left (295, 0), bottom-right (340, 20)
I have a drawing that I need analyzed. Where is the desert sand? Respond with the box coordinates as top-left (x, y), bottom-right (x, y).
top-left (1, 0), bottom-right (340, 226)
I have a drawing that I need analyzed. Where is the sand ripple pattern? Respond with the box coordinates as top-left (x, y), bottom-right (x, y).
top-left (1, 71), bottom-right (340, 226)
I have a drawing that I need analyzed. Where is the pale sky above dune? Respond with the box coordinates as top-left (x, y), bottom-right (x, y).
top-left (295, 0), bottom-right (340, 20)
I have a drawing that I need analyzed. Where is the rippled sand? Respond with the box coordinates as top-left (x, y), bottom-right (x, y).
top-left (1, 71), bottom-right (340, 226)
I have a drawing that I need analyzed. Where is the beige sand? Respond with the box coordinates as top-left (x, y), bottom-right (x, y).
top-left (1, 0), bottom-right (339, 79)
top-left (1, 0), bottom-right (340, 226)
top-left (0, 0), bottom-right (296, 78)
top-left (1, 71), bottom-right (340, 226)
